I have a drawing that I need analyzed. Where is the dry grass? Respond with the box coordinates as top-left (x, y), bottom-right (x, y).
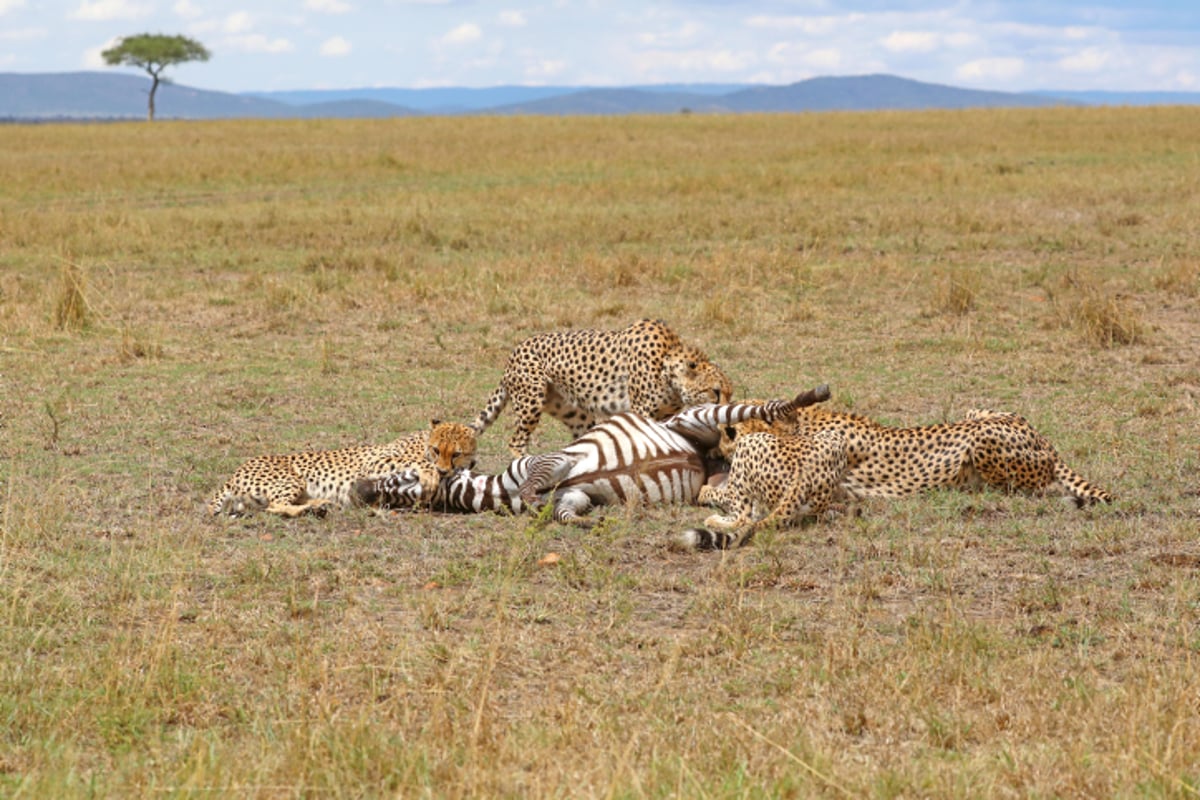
top-left (2, 107), bottom-right (1199, 798)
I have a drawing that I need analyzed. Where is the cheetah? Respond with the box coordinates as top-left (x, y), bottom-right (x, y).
top-left (681, 405), bottom-right (1112, 550)
top-left (471, 318), bottom-right (734, 457)
top-left (208, 420), bottom-right (477, 518)
top-left (679, 427), bottom-right (849, 551)
top-left (776, 405), bottom-right (1113, 506)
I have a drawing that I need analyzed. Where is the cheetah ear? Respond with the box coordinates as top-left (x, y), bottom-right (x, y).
top-left (430, 418), bottom-right (442, 429)
top-left (723, 426), bottom-right (737, 441)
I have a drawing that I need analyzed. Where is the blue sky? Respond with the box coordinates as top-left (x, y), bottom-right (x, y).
top-left (1, 1), bottom-right (1197, 93)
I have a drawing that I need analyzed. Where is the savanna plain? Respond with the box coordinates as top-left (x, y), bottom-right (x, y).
top-left (1, 107), bottom-right (1199, 798)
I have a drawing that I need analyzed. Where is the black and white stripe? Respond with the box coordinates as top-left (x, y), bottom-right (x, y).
top-left (355, 387), bottom-right (830, 527)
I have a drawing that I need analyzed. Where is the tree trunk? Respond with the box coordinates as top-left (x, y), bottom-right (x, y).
top-left (147, 73), bottom-right (159, 121)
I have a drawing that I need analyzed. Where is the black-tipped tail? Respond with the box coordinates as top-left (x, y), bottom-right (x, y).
top-left (673, 527), bottom-right (734, 551)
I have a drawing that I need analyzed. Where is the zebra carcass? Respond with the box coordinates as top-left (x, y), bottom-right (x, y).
top-left (353, 386), bottom-right (830, 527)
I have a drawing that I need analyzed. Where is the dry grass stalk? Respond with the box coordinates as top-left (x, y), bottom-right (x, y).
top-left (1053, 279), bottom-right (1145, 348)
top-left (930, 272), bottom-right (977, 316)
top-left (53, 262), bottom-right (90, 331)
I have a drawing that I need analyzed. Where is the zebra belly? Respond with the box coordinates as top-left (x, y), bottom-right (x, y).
top-left (560, 452), bottom-right (705, 507)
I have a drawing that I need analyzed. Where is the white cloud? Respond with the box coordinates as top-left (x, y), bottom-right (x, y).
top-left (498, 10), bottom-right (525, 27)
top-left (1, 0), bottom-right (27, 16)
top-left (0, 26), bottom-right (45, 40)
top-left (82, 37), bottom-right (119, 68)
top-left (881, 31), bottom-right (940, 54)
top-left (224, 11), bottom-right (253, 34)
top-left (70, 0), bottom-right (152, 21)
top-left (745, 14), bottom-right (863, 36)
top-left (805, 48), bottom-right (842, 70)
top-left (632, 48), bottom-right (754, 75)
top-left (223, 34), bottom-right (294, 54)
top-left (307, 0), bottom-right (352, 14)
top-left (1059, 47), bottom-right (1111, 73)
top-left (1064, 26), bottom-right (1097, 41)
top-left (439, 23), bottom-right (481, 46)
top-left (943, 32), bottom-right (978, 48)
top-left (172, 0), bottom-right (200, 18)
top-left (956, 57), bottom-right (1025, 81)
top-left (525, 59), bottom-right (565, 79)
top-left (637, 22), bottom-right (701, 48)
top-left (766, 41), bottom-right (843, 71)
top-left (319, 35), bottom-right (351, 56)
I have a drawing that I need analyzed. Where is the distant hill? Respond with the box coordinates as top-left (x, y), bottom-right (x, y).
top-left (719, 74), bottom-right (1067, 112)
top-left (1030, 89), bottom-right (1200, 106)
top-left (487, 88), bottom-right (730, 115)
top-left (247, 83), bottom-right (754, 114)
top-left (491, 74), bottom-right (1068, 115)
top-left (0, 72), bottom-right (418, 120)
top-left (5, 70), bottom-right (1198, 122)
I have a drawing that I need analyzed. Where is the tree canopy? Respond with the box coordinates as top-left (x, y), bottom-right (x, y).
top-left (102, 33), bottom-right (211, 121)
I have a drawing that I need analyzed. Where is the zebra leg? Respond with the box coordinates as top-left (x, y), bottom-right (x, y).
top-left (553, 489), bottom-right (596, 527)
top-left (515, 452), bottom-right (579, 508)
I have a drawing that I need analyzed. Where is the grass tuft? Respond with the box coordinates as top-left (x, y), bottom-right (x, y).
top-left (929, 271), bottom-right (977, 316)
top-left (52, 262), bottom-right (90, 331)
top-left (1062, 285), bottom-right (1145, 347)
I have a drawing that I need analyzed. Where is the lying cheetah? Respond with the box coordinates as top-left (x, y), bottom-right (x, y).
top-left (680, 405), bottom-right (1113, 550)
top-left (208, 420), bottom-right (476, 518)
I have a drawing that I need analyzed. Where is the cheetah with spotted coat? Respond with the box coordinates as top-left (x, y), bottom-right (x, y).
top-left (471, 318), bottom-right (733, 457)
top-left (679, 427), bottom-right (849, 551)
top-left (208, 420), bottom-right (477, 517)
top-left (681, 404), bottom-right (1113, 550)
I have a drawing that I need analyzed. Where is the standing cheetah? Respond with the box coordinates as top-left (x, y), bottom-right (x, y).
top-left (471, 318), bottom-right (733, 457)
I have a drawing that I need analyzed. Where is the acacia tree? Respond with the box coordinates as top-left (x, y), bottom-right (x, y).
top-left (102, 33), bottom-right (211, 121)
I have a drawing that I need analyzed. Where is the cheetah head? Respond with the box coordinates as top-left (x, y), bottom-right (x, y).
top-left (426, 419), bottom-right (477, 476)
top-left (667, 346), bottom-right (734, 407)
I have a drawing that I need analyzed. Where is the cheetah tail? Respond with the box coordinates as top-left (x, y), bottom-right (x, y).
top-left (470, 383), bottom-right (509, 435)
top-left (1054, 462), bottom-right (1114, 507)
top-left (672, 527), bottom-right (736, 551)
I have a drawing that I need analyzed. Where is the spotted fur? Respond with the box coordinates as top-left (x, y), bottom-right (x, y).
top-left (471, 318), bottom-right (733, 457)
top-left (679, 428), bottom-right (849, 551)
top-left (208, 420), bottom-right (476, 517)
top-left (713, 405), bottom-right (1113, 507)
